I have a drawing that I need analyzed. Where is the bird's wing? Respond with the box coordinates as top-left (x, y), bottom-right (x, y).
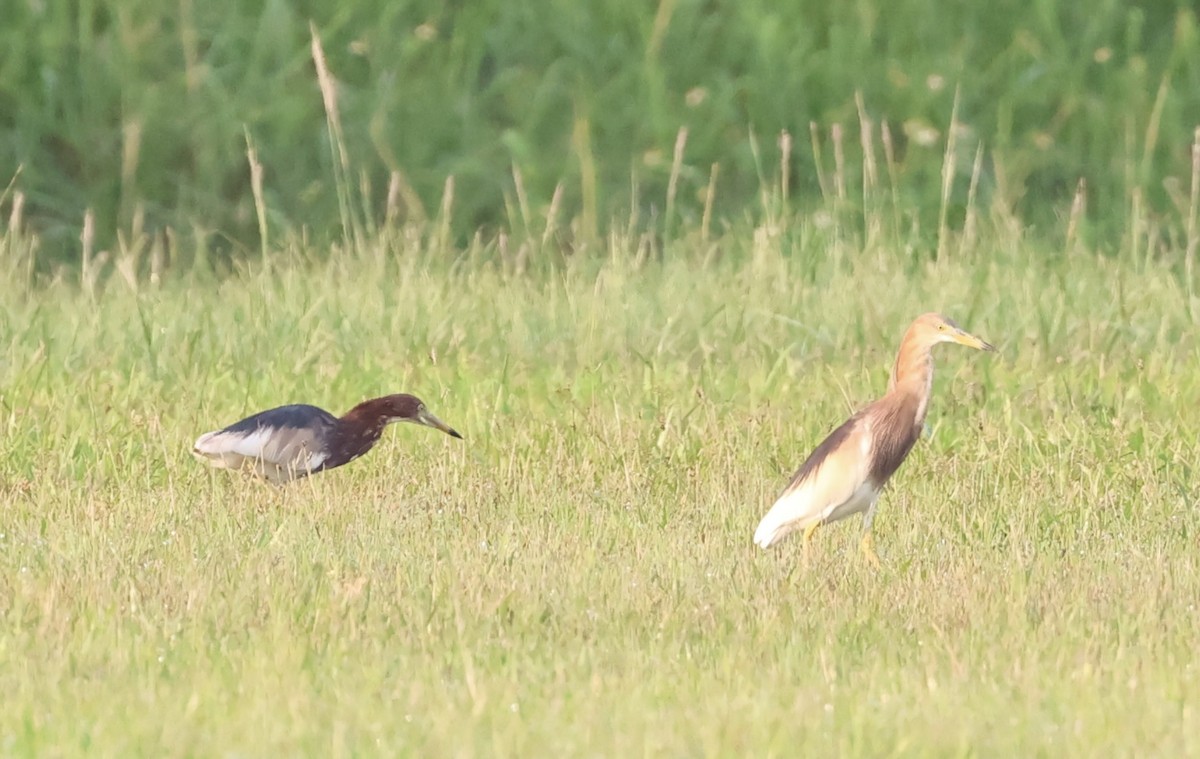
top-left (753, 413), bottom-right (875, 548)
top-left (193, 405), bottom-right (336, 476)
top-left (194, 426), bottom-right (327, 471)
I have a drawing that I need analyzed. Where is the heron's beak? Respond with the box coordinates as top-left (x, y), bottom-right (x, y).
top-left (417, 408), bottom-right (463, 439)
top-left (952, 327), bottom-right (995, 352)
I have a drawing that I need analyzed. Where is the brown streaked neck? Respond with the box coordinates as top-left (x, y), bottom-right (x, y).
top-left (326, 401), bottom-right (392, 468)
top-left (886, 334), bottom-right (935, 426)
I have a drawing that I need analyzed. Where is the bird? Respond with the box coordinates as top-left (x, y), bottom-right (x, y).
top-left (753, 313), bottom-right (995, 566)
top-left (192, 393), bottom-right (462, 484)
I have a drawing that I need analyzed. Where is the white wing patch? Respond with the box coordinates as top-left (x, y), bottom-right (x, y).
top-left (193, 427), bottom-right (327, 483)
top-left (753, 418), bottom-right (881, 549)
top-left (821, 480), bottom-right (878, 524)
top-left (194, 428), bottom-right (273, 459)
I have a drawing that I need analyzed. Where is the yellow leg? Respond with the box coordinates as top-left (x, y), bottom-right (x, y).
top-left (802, 522), bottom-right (821, 569)
top-left (859, 531), bottom-right (881, 569)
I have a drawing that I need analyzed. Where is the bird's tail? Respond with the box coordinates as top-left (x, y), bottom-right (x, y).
top-left (192, 431), bottom-right (220, 456)
top-left (753, 506), bottom-right (797, 549)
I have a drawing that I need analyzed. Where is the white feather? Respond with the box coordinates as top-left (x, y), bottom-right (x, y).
top-left (194, 428), bottom-right (272, 459)
top-left (192, 428), bottom-right (327, 481)
top-left (753, 419), bottom-right (879, 549)
top-left (753, 486), bottom-right (811, 548)
top-left (753, 480), bottom-right (879, 548)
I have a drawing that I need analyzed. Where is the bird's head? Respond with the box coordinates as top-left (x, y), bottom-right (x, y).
top-left (376, 394), bottom-right (463, 439)
top-left (911, 312), bottom-right (995, 352)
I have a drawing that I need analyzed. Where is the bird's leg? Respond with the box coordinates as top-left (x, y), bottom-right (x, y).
top-left (802, 521), bottom-right (821, 570)
top-left (860, 503), bottom-right (882, 569)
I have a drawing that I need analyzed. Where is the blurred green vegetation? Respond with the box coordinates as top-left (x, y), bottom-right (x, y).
top-left (2, 0), bottom-right (1198, 257)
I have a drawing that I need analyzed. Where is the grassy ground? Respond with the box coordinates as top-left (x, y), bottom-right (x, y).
top-left (1, 205), bottom-right (1198, 754)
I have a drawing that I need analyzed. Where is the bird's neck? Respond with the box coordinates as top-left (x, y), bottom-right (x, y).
top-left (887, 340), bottom-right (934, 428)
top-left (326, 410), bottom-right (390, 468)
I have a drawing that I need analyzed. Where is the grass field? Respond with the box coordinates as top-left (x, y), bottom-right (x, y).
top-left (5, 1), bottom-right (1200, 754)
top-left (2, 189), bottom-right (1199, 755)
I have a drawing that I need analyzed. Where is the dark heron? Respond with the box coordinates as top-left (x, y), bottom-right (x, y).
top-left (192, 393), bottom-right (462, 484)
top-left (753, 313), bottom-right (995, 566)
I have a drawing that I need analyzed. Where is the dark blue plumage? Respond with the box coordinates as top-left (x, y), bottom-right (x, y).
top-left (221, 404), bottom-right (338, 435)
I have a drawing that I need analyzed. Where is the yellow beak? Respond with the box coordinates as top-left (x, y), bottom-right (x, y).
top-left (417, 408), bottom-right (463, 439)
top-left (952, 327), bottom-right (996, 352)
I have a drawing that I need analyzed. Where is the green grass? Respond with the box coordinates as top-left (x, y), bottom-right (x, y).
top-left (1, 201), bottom-right (1199, 754)
top-left (5, 2), bottom-right (1200, 753)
